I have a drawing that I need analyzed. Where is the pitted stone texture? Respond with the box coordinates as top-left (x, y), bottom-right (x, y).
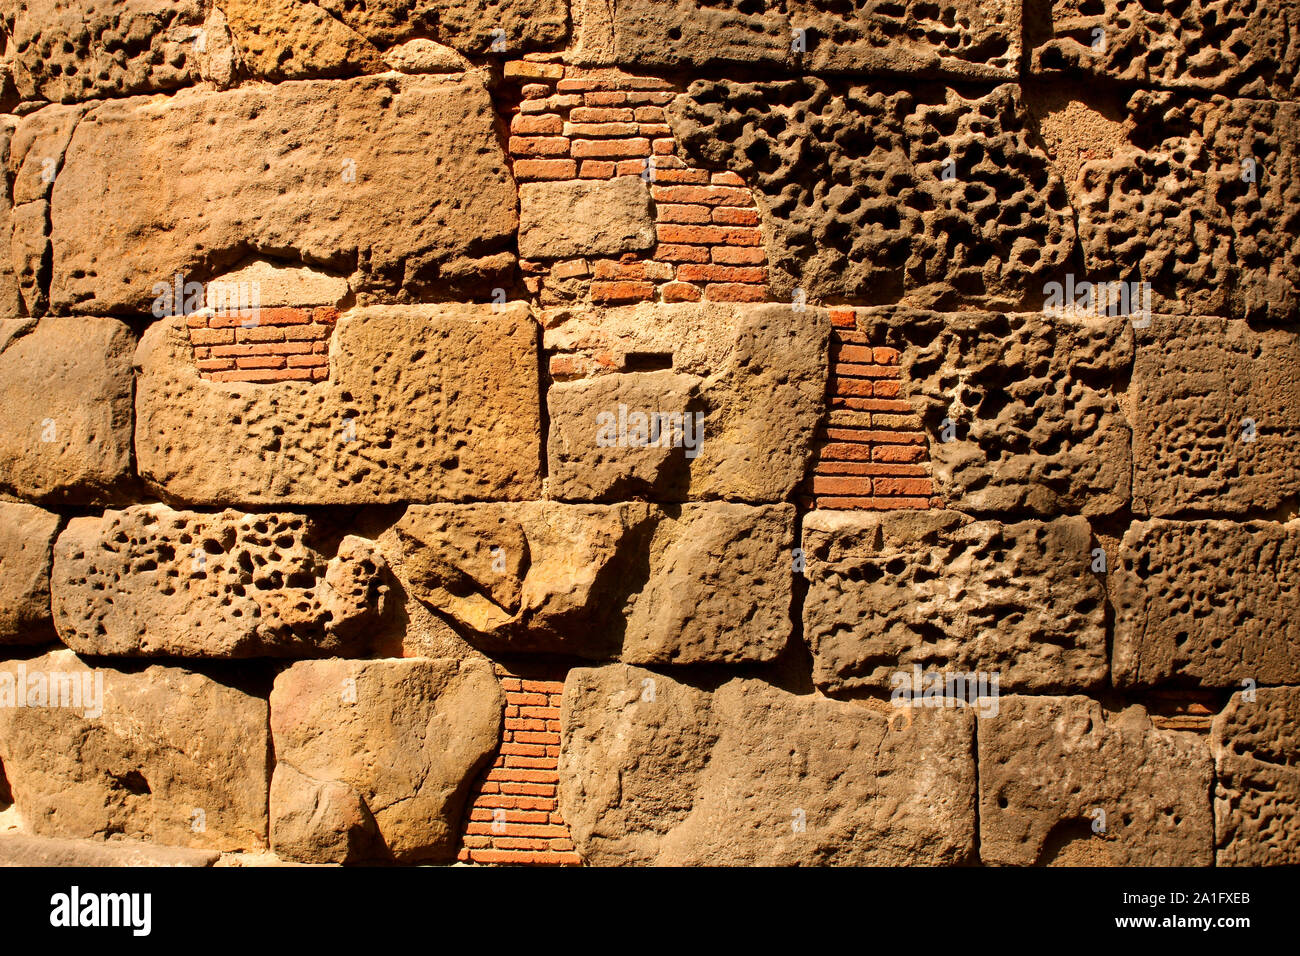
top-left (0, 833), bottom-right (219, 867)
top-left (394, 501), bottom-right (655, 658)
top-left (0, 318), bottom-right (135, 504)
top-left (0, 502), bottom-right (59, 644)
top-left (518, 177), bottom-right (656, 261)
top-left (546, 303), bottom-right (828, 502)
top-left (1213, 686), bottom-right (1300, 866)
top-left (802, 510), bottom-right (1107, 693)
top-left (1131, 318), bottom-right (1300, 517)
top-left (979, 695), bottom-right (1214, 866)
top-left (573, 0), bottom-right (1019, 78)
top-left (560, 664), bottom-right (975, 865)
top-left (1030, 0), bottom-right (1300, 102)
top-left (52, 505), bottom-right (389, 658)
top-left (221, 0), bottom-right (387, 81)
top-left (316, 0), bottom-right (568, 53)
top-left (0, 649), bottom-right (269, 851)
top-left (135, 306), bottom-right (541, 505)
top-left (33, 73), bottom-right (516, 313)
top-left (1075, 95), bottom-right (1299, 323)
top-left (1113, 520), bottom-right (1300, 688)
top-left (670, 80), bottom-right (1074, 310)
top-left (270, 657), bottom-right (502, 864)
top-left (858, 309), bottom-right (1132, 516)
top-left (6, 1), bottom-right (208, 102)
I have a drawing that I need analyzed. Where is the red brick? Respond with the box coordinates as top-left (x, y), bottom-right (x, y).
top-left (649, 167), bottom-right (709, 184)
top-left (282, 324), bottom-right (331, 341)
top-left (676, 263), bottom-right (767, 284)
top-left (652, 138), bottom-right (676, 155)
top-left (584, 91), bottom-right (628, 106)
top-left (656, 224), bottom-right (762, 245)
top-left (571, 137), bottom-right (650, 158)
top-left (818, 496), bottom-right (931, 511)
top-left (593, 259), bottom-right (645, 280)
top-left (513, 158), bottom-right (578, 181)
top-left (237, 325), bottom-right (287, 343)
top-left (576, 160), bottom-right (614, 178)
top-left (627, 91), bottom-right (674, 105)
top-left (189, 327), bottom-right (234, 346)
top-left (711, 171), bottom-right (746, 186)
top-left (873, 379), bottom-right (902, 397)
top-left (639, 123), bottom-right (672, 136)
top-left (712, 206), bottom-right (760, 226)
top-left (196, 359), bottom-right (234, 372)
top-left (500, 743), bottom-right (548, 758)
top-left (634, 106), bottom-right (666, 121)
top-left (873, 477), bottom-right (933, 496)
top-left (511, 113), bottom-right (563, 135)
top-left (872, 444), bottom-right (928, 463)
top-left (874, 347), bottom-right (901, 364)
top-left (657, 203), bottom-right (712, 224)
top-left (569, 106), bottom-right (635, 123)
top-left (704, 282), bottom-right (767, 302)
top-left (498, 781), bottom-right (556, 796)
top-left (520, 83), bottom-right (551, 99)
top-left (711, 245), bottom-right (766, 265)
top-left (652, 184), bottom-right (752, 206)
top-left (510, 135), bottom-right (570, 156)
top-left (661, 281), bottom-right (702, 302)
top-left (520, 679), bottom-right (563, 693)
top-left (817, 461), bottom-right (929, 477)
top-left (287, 354), bottom-right (328, 368)
top-left (209, 367), bottom-right (314, 383)
top-left (565, 121), bottom-right (639, 137)
top-left (616, 159), bottom-right (650, 176)
top-left (591, 280), bottom-right (654, 303)
top-left (811, 476), bottom-right (873, 496)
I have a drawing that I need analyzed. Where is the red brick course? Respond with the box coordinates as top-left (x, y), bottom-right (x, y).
top-left (803, 308), bottom-right (938, 512)
top-left (457, 663), bottom-right (581, 867)
top-left (186, 307), bottom-right (335, 383)
top-left (504, 64), bottom-right (769, 306)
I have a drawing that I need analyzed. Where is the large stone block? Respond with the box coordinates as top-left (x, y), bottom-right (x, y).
top-left (23, 72), bottom-right (516, 313)
top-left (802, 510), bottom-right (1107, 693)
top-left (6, 1), bottom-right (210, 103)
top-left (518, 177), bottom-right (656, 261)
top-left (269, 657), bottom-right (502, 863)
top-left (1113, 520), bottom-right (1300, 688)
top-left (1130, 318), bottom-right (1300, 516)
top-left (52, 504), bottom-right (390, 658)
top-left (559, 664), bottom-right (976, 865)
top-left (855, 309), bottom-right (1132, 516)
top-left (0, 502), bottom-right (60, 645)
top-left (316, 0), bottom-right (569, 53)
top-left (221, 0), bottom-right (387, 81)
top-left (394, 500), bottom-right (794, 663)
top-left (0, 832), bottom-right (219, 867)
top-left (0, 318), bottom-right (135, 504)
top-left (1030, 0), bottom-right (1300, 102)
top-left (670, 80), bottom-right (1074, 309)
top-left (545, 303), bottom-right (828, 502)
top-left (978, 695), bottom-right (1214, 866)
top-left (0, 649), bottom-right (269, 850)
top-left (1074, 95), bottom-right (1300, 322)
top-left (1213, 686), bottom-right (1300, 866)
top-left (134, 306), bottom-right (542, 505)
top-left (573, 0), bottom-right (1019, 79)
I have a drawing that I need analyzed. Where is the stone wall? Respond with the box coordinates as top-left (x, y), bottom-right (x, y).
top-left (0, 0), bottom-right (1296, 867)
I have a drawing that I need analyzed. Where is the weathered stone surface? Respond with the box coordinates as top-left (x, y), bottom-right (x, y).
top-left (1113, 520), bottom-right (1300, 688)
top-left (622, 503), bottom-right (795, 665)
top-left (397, 499), bottom-right (793, 662)
top-left (0, 317), bottom-right (135, 504)
top-left (560, 664), bottom-right (976, 865)
top-left (204, 258), bottom-right (349, 308)
top-left (856, 309), bottom-right (1132, 516)
top-left (979, 695), bottom-right (1214, 866)
top-left (134, 306), bottom-right (541, 505)
top-left (270, 657), bottom-right (502, 863)
top-left (518, 177), bottom-right (656, 261)
top-left (0, 502), bottom-right (59, 644)
top-left (0, 832), bottom-right (219, 867)
top-left (222, 0), bottom-right (386, 80)
top-left (52, 504), bottom-right (390, 658)
top-left (546, 303), bottom-right (828, 502)
top-left (381, 38), bottom-right (470, 74)
top-left (1130, 318), bottom-right (1300, 516)
top-left (573, 0), bottom-right (1019, 78)
top-left (394, 501), bottom-right (654, 658)
top-left (26, 73), bottom-right (516, 313)
top-left (1213, 686), bottom-right (1300, 866)
top-left (1030, 0), bottom-right (1300, 102)
top-left (317, 0), bottom-right (569, 54)
top-left (6, 1), bottom-right (208, 102)
top-left (1074, 95), bottom-right (1299, 322)
top-left (803, 510), bottom-right (1107, 693)
top-left (0, 649), bottom-right (269, 850)
top-left (671, 80), bottom-right (1074, 309)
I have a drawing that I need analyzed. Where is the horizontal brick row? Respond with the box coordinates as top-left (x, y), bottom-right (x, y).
top-left (186, 307), bottom-right (336, 383)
